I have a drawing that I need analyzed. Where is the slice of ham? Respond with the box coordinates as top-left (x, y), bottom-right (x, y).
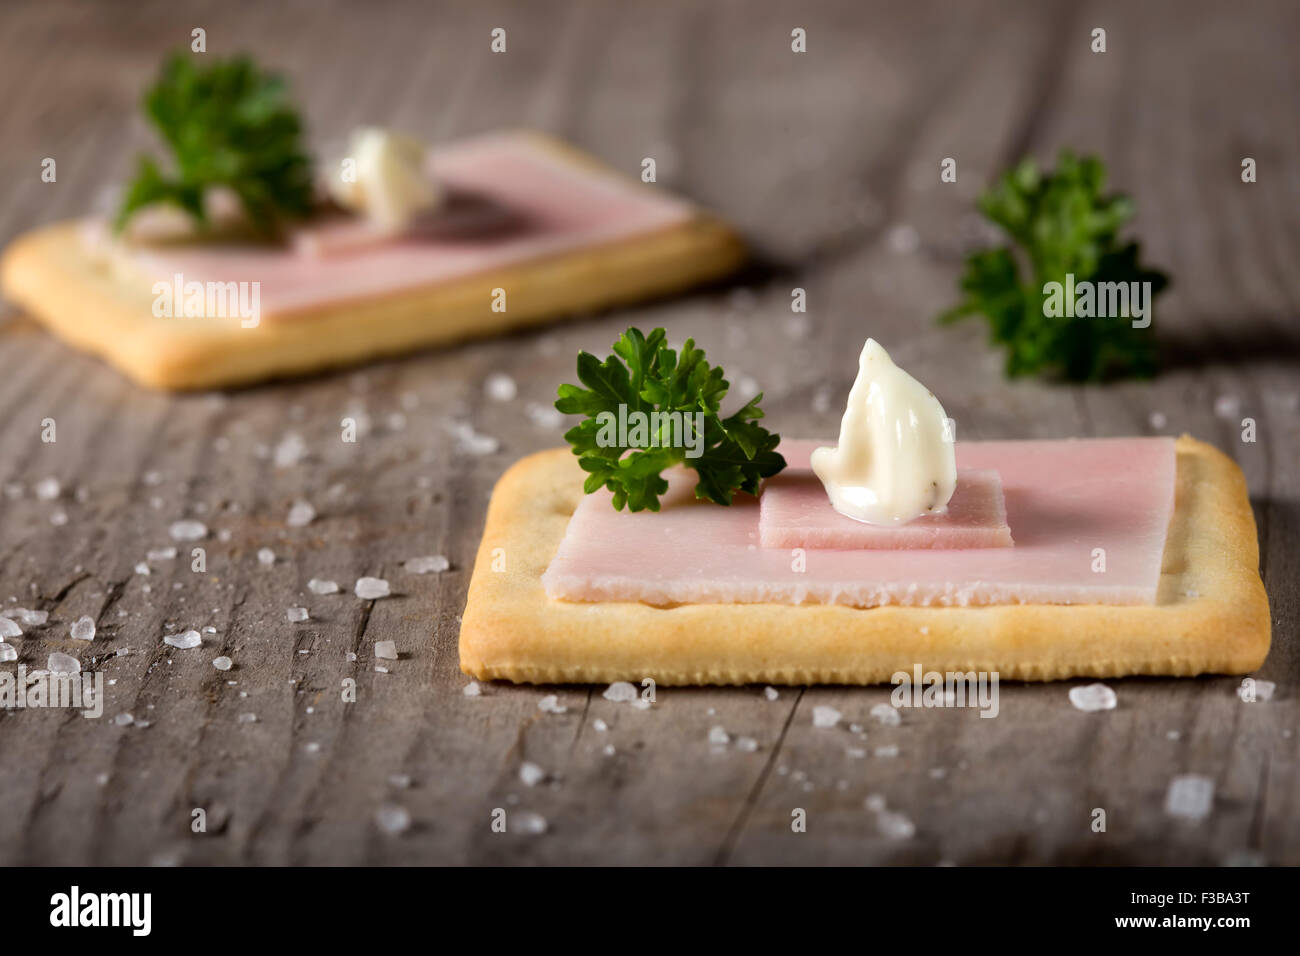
top-left (541, 437), bottom-right (1177, 608)
top-left (760, 467), bottom-right (1011, 550)
top-left (96, 133), bottom-right (695, 318)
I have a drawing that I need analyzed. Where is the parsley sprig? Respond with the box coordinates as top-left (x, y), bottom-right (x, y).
top-left (556, 327), bottom-right (786, 511)
top-left (114, 54), bottom-right (314, 235)
top-left (939, 151), bottom-right (1169, 381)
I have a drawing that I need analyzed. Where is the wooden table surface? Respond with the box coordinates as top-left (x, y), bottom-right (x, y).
top-left (0, 0), bottom-right (1296, 866)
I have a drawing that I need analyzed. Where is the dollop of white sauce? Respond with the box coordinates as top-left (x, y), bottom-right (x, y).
top-left (811, 339), bottom-right (956, 526)
top-left (329, 128), bottom-right (441, 232)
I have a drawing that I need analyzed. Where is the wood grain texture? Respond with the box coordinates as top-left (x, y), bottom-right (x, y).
top-left (0, 0), bottom-right (1295, 866)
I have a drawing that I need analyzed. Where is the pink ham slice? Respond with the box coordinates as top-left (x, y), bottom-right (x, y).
top-left (541, 437), bottom-right (1177, 608)
top-left (104, 132), bottom-right (695, 318)
top-left (759, 467), bottom-right (1012, 550)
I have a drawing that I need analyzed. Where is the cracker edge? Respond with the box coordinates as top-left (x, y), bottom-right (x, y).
top-left (458, 435), bottom-right (1270, 685)
top-left (0, 132), bottom-right (745, 390)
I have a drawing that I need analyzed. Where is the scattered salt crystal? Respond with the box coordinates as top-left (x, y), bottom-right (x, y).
top-left (602, 681), bottom-right (638, 703)
top-left (736, 737), bottom-right (759, 753)
top-left (213, 656), bottom-right (233, 671)
top-left (865, 794), bottom-right (887, 812)
top-left (1165, 774), bottom-right (1214, 821)
top-left (485, 372), bottom-right (517, 402)
top-left (388, 773), bottom-right (411, 788)
top-left (3, 482), bottom-right (21, 499)
top-left (763, 686), bottom-right (780, 701)
top-left (5, 608), bottom-right (47, 626)
top-left (524, 402), bottom-right (564, 429)
top-left (592, 718), bottom-right (608, 732)
top-left (308, 578), bottom-right (340, 594)
top-left (134, 562), bottom-right (150, 576)
top-left (0, 618), bottom-right (20, 639)
top-left (512, 811), bottom-right (548, 835)
top-left (404, 555), bottom-right (450, 574)
top-left (374, 665), bottom-right (389, 673)
top-left (603, 744), bottom-right (616, 756)
top-left (163, 630), bottom-right (201, 649)
top-left (237, 712), bottom-right (257, 723)
top-left (450, 422), bottom-right (500, 455)
top-left (887, 222), bottom-right (920, 254)
top-left (286, 606), bottom-right (309, 623)
top-left (287, 500), bottom-right (316, 527)
top-left (812, 705), bottom-right (842, 729)
top-left (70, 616), bottom-right (96, 641)
top-left (877, 810), bottom-right (916, 839)
top-left (50, 510), bottom-right (68, 526)
top-left (374, 640), bottom-right (397, 660)
top-left (355, 577), bottom-right (391, 599)
top-left (273, 432), bottom-right (308, 468)
top-left (257, 548), bottom-right (276, 566)
top-left (462, 681), bottom-right (481, 697)
top-left (519, 762), bottom-right (545, 786)
top-left (1238, 679), bottom-right (1276, 702)
top-left (1149, 411), bottom-right (1168, 429)
top-left (1214, 395), bottom-right (1241, 420)
top-left (538, 694), bottom-right (567, 714)
top-left (875, 745), bottom-right (900, 758)
top-left (48, 652), bottom-right (80, 674)
top-left (870, 703), bottom-right (901, 726)
top-left (114, 713), bottom-right (134, 727)
top-left (1069, 683), bottom-right (1118, 711)
top-left (0, 644), bottom-right (15, 662)
top-left (143, 470), bottom-right (163, 486)
top-left (169, 519), bottom-right (207, 541)
top-left (375, 804), bottom-right (411, 835)
top-left (708, 725), bottom-right (730, 745)
top-left (147, 547), bottom-right (177, 561)
top-left (34, 477), bottom-right (61, 500)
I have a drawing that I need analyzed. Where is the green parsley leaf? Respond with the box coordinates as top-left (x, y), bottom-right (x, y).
top-left (939, 151), bottom-right (1169, 381)
top-left (556, 327), bottom-right (786, 511)
top-left (114, 54), bottom-right (314, 235)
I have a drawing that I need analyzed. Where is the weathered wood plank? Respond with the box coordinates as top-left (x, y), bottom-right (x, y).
top-left (0, 0), bottom-right (1295, 866)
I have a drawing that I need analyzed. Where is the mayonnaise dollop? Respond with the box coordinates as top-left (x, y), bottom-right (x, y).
top-left (810, 339), bottom-right (956, 526)
top-left (328, 128), bottom-right (441, 232)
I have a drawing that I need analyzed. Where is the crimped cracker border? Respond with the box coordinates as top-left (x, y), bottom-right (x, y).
top-left (459, 436), bottom-right (1270, 686)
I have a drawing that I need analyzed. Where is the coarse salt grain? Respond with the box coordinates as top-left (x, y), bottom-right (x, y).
top-left (287, 500), bottom-right (316, 527)
top-left (169, 519), bottom-right (207, 541)
top-left (812, 706), bottom-right (842, 729)
top-left (163, 630), bottom-right (201, 649)
top-left (355, 577), bottom-right (391, 599)
top-left (1069, 683), bottom-right (1118, 712)
top-left (405, 555), bottom-right (450, 574)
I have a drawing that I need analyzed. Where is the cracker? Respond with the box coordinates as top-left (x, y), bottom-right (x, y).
top-left (0, 134), bottom-right (744, 390)
top-left (459, 435), bottom-right (1270, 685)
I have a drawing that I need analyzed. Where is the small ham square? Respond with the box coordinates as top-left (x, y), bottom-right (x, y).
top-left (760, 467), bottom-right (1012, 550)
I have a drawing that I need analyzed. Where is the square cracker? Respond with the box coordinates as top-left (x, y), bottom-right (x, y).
top-left (459, 435), bottom-right (1270, 685)
top-left (0, 133), bottom-right (744, 390)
